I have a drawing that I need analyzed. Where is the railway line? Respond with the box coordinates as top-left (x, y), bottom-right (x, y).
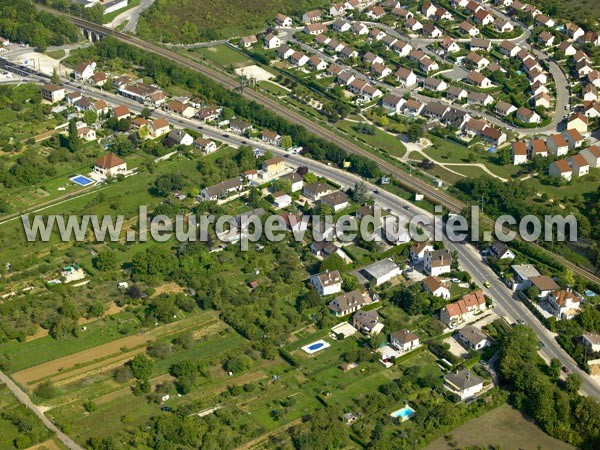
top-left (34, 5), bottom-right (600, 286)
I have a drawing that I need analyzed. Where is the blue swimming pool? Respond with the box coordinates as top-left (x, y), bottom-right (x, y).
top-left (70, 175), bottom-right (94, 186)
top-left (390, 406), bottom-right (416, 421)
top-left (301, 339), bottom-right (331, 354)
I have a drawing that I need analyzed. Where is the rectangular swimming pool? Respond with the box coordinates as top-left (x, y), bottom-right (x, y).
top-left (70, 175), bottom-right (95, 186)
top-left (390, 405), bottom-right (416, 422)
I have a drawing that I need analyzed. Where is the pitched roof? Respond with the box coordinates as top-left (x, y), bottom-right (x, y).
top-left (95, 152), bottom-right (125, 169)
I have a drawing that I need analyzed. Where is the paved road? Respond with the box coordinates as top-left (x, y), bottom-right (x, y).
top-left (107, 0), bottom-right (154, 33)
top-left (0, 371), bottom-right (84, 450)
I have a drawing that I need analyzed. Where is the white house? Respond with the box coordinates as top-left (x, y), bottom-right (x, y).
top-left (457, 325), bottom-right (490, 351)
top-left (440, 291), bottom-right (487, 327)
top-left (549, 160), bottom-right (573, 181)
top-left (410, 241), bottom-right (434, 263)
top-left (422, 276), bottom-right (451, 299)
top-left (275, 14), bottom-right (293, 27)
top-left (93, 152), bottom-right (127, 178)
top-left (444, 369), bottom-right (484, 400)
top-left (547, 134), bottom-right (569, 156)
top-left (389, 329), bottom-right (420, 353)
top-left (569, 154), bottom-right (590, 177)
top-left (512, 141), bottom-right (528, 165)
top-left (74, 61), bottom-right (96, 81)
top-left (264, 33), bottom-right (281, 49)
top-left (310, 270), bottom-right (343, 296)
top-left (548, 289), bottom-right (581, 320)
top-left (424, 249), bottom-right (452, 276)
top-left (328, 290), bottom-right (372, 317)
top-left (581, 145), bottom-right (600, 168)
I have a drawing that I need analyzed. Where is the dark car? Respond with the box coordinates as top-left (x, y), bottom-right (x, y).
top-left (561, 366), bottom-right (570, 374)
top-left (222, 134), bottom-right (230, 138)
top-left (160, 406), bottom-right (173, 412)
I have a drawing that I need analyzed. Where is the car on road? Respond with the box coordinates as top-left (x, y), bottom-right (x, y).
top-left (561, 366), bottom-right (570, 374)
top-left (402, 205), bottom-right (410, 210)
top-left (222, 134), bottom-right (229, 138)
top-left (517, 319), bottom-right (525, 325)
top-left (386, 208), bottom-right (392, 213)
top-left (539, 341), bottom-right (545, 348)
top-left (372, 189), bottom-right (379, 194)
top-left (483, 281), bottom-right (491, 288)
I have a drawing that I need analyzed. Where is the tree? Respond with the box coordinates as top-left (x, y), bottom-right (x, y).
top-left (565, 373), bottom-right (582, 394)
top-left (94, 249), bottom-right (118, 271)
top-left (51, 68), bottom-right (60, 84)
top-left (351, 181), bottom-right (368, 204)
top-left (33, 380), bottom-right (57, 400)
top-left (406, 123), bottom-right (424, 142)
top-left (67, 118), bottom-right (80, 152)
top-left (141, 107), bottom-right (152, 119)
top-left (83, 110), bottom-right (97, 126)
top-left (280, 135), bottom-right (292, 149)
top-left (117, 118), bottom-right (131, 132)
top-left (129, 354), bottom-right (153, 380)
top-left (549, 357), bottom-right (561, 380)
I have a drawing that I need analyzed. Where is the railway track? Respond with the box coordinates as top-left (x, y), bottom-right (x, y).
top-left (36, 6), bottom-right (600, 286)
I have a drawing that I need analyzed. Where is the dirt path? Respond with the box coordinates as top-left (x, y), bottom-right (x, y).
top-left (24, 438), bottom-right (62, 450)
top-left (235, 418), bottom-right (302, 450)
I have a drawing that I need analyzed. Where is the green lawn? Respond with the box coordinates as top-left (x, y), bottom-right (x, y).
top-left (259, 80), bottom-right (289, 96)
top-left (336, 120), bottom-right (407, 158)
top-left (102, 0), bottom-right (141, 24)
top-left (193, 45), bottom-right (252, 68)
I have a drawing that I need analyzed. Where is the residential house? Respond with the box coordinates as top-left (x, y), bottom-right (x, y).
top-left (395, 67), bottom-right (417, 86)
top-left (311, 240), bottom-right (338, 258)
top-left (459, 21), bottom-right (480, 37)
top-left (424, 249), bottom-right (452, 276)
top-left (423, 276), bottom-right (451, 299)
top-left (352, 22), bottom-right (369, 36)
top-left (381, 93), bottom-right (406, 114)
top-left (533, 92), bottom-right (551, 109)
top-left (264, 33), bottom-right (281, 49)
top-left (329, 2), bottom-right (347, 16)
top-left (90, 72), bottom-right (107, 87)
top-left (465, 71), bottom-right (492, 88)
top-left (366, 5), bottom-right (385, 20)
top-left (468, 92), bottom-right (494, 107)
top-left (481, 127), bottom-right (507, 146)
top-left (534, 14), bottom-right (555, 27)
top-left (200, 177), bottom-right (244, 201)
top-left (440, 291), bottom-right (487, 327)
top-left (510, 264), bottom-right (541, 291)
top-left (410, 241), bottom-right (434, 263)
top-left (434, 7), bottom-right (453, 21)
top-left (585, 102), bottom-right (600, 119)
top-left (389, 329), bottom-right (420, 353)
top-left (529, 139), bottom-right (548, 158)
top-left (581, 145), bottom-right (600, 168)
top-left (368, 28), bottom-right (386, 41)
top-left (470, 38), bottom-right (491, 51)
top-left (363, 51), bottom-right (384, 66)
top-left (275, 14), bottom-right (293, 27)
top-left (261, 129), bottom-right (282, 146)
top-left (547, 134), bottom-right (569, 156)
top-left (165, 129), bottom-right (194, 147)
top-left (446, 86), bottom-right (468, 102)
top-left (262, 156), bottom-right (286, 176)
top-left (457, 325), bottom-right (490, 350)
top-left (112, 105), bottom-right (130, 120)
top-left (512, 141), bottom-right (528, 165)
top-left (392, 40), bottom-right (412, 56)
top-left (581, 333), bottom-right (600, 353)
top-left (563, 129), bottom-right (585, 150)
top-left (473, 9), bottom-right (494, 26)
top-left (558, 41), bottom-right (576, 56)
top-left (494, 100), bottom-right (517, 117)
top-left (320, 191), bottom-right (350, 212)
top-left (311, 270), bottom-right (342, 296)
top-left (91, 99), bottom-right (109, 116)
top-left (290, 51), bottom-right (309, 66)
top-left (194, 138), bottom-right (217, 154)
top-left (549, 160), bottom-right (573, 181)
top-left (93, 152), bottom-right (127, 178)
top-left (548, 289), bottom-right (581, 320)
top-left (419, 56), bottom-right (439, 73)
top-left (303, 182), bottom-right (334, 201)
top-left (421, 2), bottom-right (437, 18)
top-left (530, 275), bottom-right (561, 298)
top-left (490, 241), bottom-right (516, 259)
top-left (352, 310), bottom-right (383, 335)
top-left (272, 191), bottom-right (292, 209)
top-left (283, 172), bottom-right (304, 192)
top-left (302, 10), bottom-right (322, 24)
top-left (465, 52), bottom-right (489, 69)
top-left (166, 100), bottom-right (196, 118)
top-left (148, 118), bottom-right (170, 138)
top-left (403, 99), bottom-right (424, 116)
top-left (77, 126), bottom-right (96, 142)
top-left (422, 101), bottom-right (450, 119)
top-left (440, 37), bottom-right (461, 54)
top-left (567, 113), bottom-right (589, 133)
top-left (494, 18), bottom-right (514, 32)
top-left (583, 85), bottom-right (598, 103)
top-left (276, 45), bottom-right (295, 60)
top-left (498, 40), bottom-right (520, 57)
top-left (304, 23), bottom-right (326, 35)
top-left (538, 31), bottom-right (555, 47)
top-left (197, 106), bottom-right (220, 122)
top-left (332, 18), bottom-right (352, 32)
top-left (444, 370), bottom-right (484, 400)
top-left (230, 119), bottom-right (253, 134)
top-left (516, 106), bottom-right (541, 123)
top-left (74, 61), bottom-right (96, 81)
top-left (569, 154), bottom-right (590, 177)
top-left (423, 77), bottom-right (448, 92)
top-left (391, 7), bottom-right (413, 20)
top-left (405, 17), bottom-right (424, 32)
top-left (41, 83), bottom-right (65, 103)
top-left (328, 290), bottom-right (372, 316)
top-left (443, 108), bottom-right (471, 129)
top-left (423, 23), bottom-right (443, 38)
top-left (339, 46), bottom-right (358, 59)
top-left (240, 35), bottom-right (258, 48)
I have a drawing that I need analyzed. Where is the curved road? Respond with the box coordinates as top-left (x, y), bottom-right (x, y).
top-left (107, 0), bottom-right (154, 33)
